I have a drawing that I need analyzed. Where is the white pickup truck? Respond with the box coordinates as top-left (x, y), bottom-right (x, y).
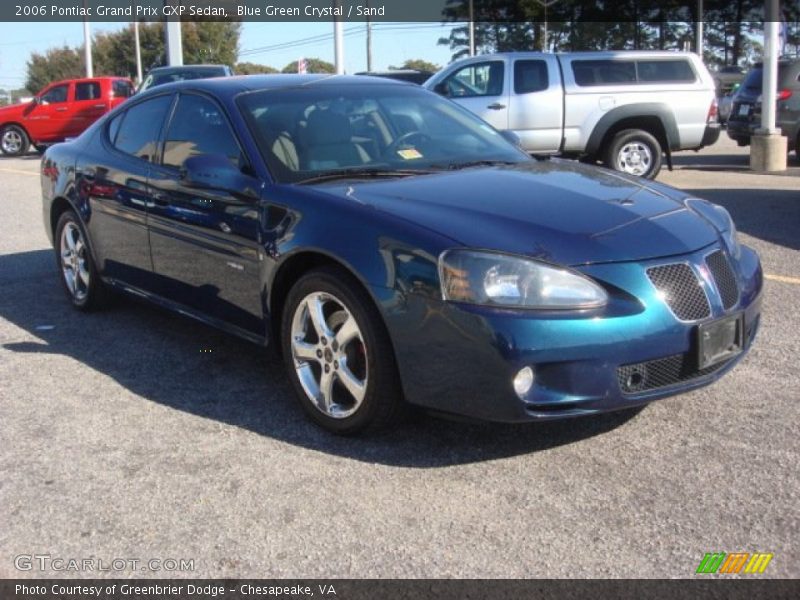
top-left (424, 51), bottom-right (721, 179)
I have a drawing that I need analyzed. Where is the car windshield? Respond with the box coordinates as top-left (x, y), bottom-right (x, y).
top-left (237, 84), bottom-right (529, 184)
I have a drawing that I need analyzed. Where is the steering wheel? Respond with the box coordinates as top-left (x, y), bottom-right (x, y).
top-left (382, 131), bottom-right (433, 159)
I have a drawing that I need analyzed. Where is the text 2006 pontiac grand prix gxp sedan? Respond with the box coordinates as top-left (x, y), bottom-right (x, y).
top-left (41, 75), bottom-right (762, 434)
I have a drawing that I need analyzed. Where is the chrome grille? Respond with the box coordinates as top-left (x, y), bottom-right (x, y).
top-left (618, 353), bottom-right (731, 395)
top-left (706, 250), bottom-right (739, 309)
top-left (646, 263), bottom-right (710, 321)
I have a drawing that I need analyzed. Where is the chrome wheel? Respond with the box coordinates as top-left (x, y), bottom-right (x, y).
top-left (290, 291), bottom-right (368, 419)
top-left (60, 221), bottom-right (90, 302)
top-left (1, 129), bottom-right (24, 155)
top-left (616, 141), bottom-right (653, 176)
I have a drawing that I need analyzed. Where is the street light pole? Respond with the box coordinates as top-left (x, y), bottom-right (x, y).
top-left (133, 20), bottom-right (143, 84)
top-left (696, 0), bottom-right (704, 57)
top-left (82, 0), bottom-right (93, 77)
top-left (334, 1), bottom-right (344, 74)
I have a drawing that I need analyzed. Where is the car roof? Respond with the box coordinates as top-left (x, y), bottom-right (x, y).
top-left (136, 74), bottom-right (410, 99)
top-left (44, 76), bottom-right (131, 88)
top-left (148, 64), bottom-right (230, 72)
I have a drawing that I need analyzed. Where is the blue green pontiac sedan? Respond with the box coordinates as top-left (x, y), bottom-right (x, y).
top-left (41, 75), bottom-right (762, 434)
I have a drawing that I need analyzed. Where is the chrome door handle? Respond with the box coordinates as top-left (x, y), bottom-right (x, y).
top-left (487, 102), bottom-right (506, 110)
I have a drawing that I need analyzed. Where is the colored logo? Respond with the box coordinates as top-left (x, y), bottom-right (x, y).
top-left (696, 552), bottom-right (773, 574)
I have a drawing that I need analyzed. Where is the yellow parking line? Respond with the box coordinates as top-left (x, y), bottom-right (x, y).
top-left (0, 167), bottom-right (38, 176)
top-left (765, 273), bottom-right (800, 285)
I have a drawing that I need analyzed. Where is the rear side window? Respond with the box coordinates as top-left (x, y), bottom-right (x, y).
top-left (572, 59), bottom-right (698, 86)
top-left (573, 60), bottom-right (636, 86)
top-left (112, 80), bottom-right (134, 98)
top-left (114, 95), bottom-right (173, 161)
top-left (162, 94), bottom-right (242, 170)
top-left (514, 60), bottom-right (549, 94)
top-left (75, 82), bottom-right (101, 101)
top-left (637, 60), bottom-right (696, 83)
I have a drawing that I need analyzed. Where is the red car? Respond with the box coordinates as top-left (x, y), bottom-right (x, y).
top-left (0, 76), bottom-right (134, 156)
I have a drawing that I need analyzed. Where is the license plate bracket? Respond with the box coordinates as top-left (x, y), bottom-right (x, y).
top-left (738, 104), bottom-right (750, 116)
top-left (697, 313), bottom-right (744, 370)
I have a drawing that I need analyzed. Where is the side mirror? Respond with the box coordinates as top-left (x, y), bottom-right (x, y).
top-left (31, 96), bottom-right (41, 105)
top-left (433, 82), bottom-right (450, 97)
top-left (180, 154), bottom-right (260, 198)
top-left (500, 130), bottom-right (523, 148)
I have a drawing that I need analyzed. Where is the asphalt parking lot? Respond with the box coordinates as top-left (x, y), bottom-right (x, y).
top-left (0, 137), bottom-right (798, 579)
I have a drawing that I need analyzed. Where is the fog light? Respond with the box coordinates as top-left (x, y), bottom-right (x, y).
top-left (513, 366), bottom-right (535, 398)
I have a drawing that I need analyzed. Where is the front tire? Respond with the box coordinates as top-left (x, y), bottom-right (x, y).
top-left (0, 124), bottom-right (30, 156)
top-left (55, 210), bottom-right (111, 311)
top-left (280, 266), bottom-right (404, 434)
top-left (604, 128), bottom-right (663, 179)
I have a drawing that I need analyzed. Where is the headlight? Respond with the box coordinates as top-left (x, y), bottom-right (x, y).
top-left (714, 205), bottom-right (742, 259)
top-left (438, 249), bottom-right (608, 309)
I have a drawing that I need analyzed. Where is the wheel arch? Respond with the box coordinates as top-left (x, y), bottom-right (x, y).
top-left (585, 104), bottom-right (679, 160)
top-left (267, 249), bottom-right (393, 358)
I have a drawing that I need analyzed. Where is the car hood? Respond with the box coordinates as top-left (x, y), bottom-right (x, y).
top-left (0, 102), bottom-right (28, 120)
top-left (317, 160), bottom-right (719, 265)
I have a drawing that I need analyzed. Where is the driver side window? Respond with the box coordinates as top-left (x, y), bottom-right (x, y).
top-left (444, 62), bottom-right (505, 98)
top-left (162, 94), bottom-right (243, 171)
top-left (40, 84), bottom-right (69, 104)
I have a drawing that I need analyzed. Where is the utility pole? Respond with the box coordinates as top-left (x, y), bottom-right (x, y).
top-left (334, 1), bottom-right (344, 74)
top-left (696, 0), bottom-right (704, 57)
top-left (164, 1), bottom-right (183, 66)
top-left (82, 0), bottom-right (93, 77)
top-left (468, 0), bottom-right (475, 57)
top-left (366, 1), bottom-right (372, 71)
top-left (750, 0), bottom-right (786, 171)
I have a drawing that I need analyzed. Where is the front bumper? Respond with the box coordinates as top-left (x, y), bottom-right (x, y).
top-left (384, 244), bottom-right (762, 422)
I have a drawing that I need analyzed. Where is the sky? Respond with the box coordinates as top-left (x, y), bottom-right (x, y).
top-left (0, 21), bottom-right (462, 90)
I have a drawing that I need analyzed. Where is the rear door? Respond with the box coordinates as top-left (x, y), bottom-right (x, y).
top-left (439, 59), bottom-right (509, 131)
top-left (80, 93), bottom-right (174, 291)
top-left (146, 92), bottom-right (264, 335)
top-left (71, 80), bottom-right (107, 136)
top-left (508, 56), bottom-right (563, 152)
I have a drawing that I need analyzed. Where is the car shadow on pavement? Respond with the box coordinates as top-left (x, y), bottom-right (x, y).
top-left (1, 249), bottom-right (640, 468)
top-left (686, 188), bottom-right (800, 252)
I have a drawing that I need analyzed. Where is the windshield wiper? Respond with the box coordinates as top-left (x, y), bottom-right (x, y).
top-left (296, 166), bottom-right (434, 185)
top-left (430, 159), bottom-right (520, 171)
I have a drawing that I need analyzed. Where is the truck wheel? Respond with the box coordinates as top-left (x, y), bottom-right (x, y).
top-left (0, 125), bottom-right (30, 156)
top-left (604, 129), bottom-right (663, 179)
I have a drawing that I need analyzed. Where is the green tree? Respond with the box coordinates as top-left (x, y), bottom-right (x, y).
top-left (25, 45), bottom-right (84, 93)
top-left (281, 58), bottom-right (335, 74)
top-left (389, 59), bottom-right (441, 72)
top-left (235, 62), bottom-right (278, 74)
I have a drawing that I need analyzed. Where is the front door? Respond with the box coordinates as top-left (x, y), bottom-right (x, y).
top-left (146, 92), bottom-right (264, 335)
top-left (24, 82), bottom-right (73, 143)
top-left (441, 60), bottom-right (509, 131)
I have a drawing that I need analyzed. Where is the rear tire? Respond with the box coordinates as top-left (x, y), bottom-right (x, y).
top-left (604, 128), bottom-right (663, 179)
top-left (0, 124), bottom-right (30, 156)
top-left (54, 210), bottom-right (111, 311)
top-left (280, 266), bottom-right (405, 434)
